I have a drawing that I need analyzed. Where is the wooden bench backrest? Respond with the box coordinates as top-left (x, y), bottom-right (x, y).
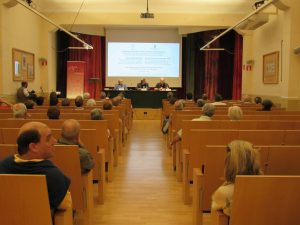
top-left (51, 145), bottom-right (84, 211)
top-left (0, 144), bottom-right (17, 160)
top-left (231, 175), bottom-right (300, 225)
top-left (0, 174), bottom-right (52, 225)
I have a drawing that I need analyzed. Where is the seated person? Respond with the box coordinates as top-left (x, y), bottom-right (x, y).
top-left (155, 78), bottom-right (169, 90)
top-left (211, 140), bottom-right (262, 216)
top-left (35, 96), bottom-right (45, 106)
top-left (114, 79), bottom-right (128, 90)
top-left (12, 103), bottom-right (30, 119)
top-left (47, 106), bottom-right (60, 119)
top-left (61, 98), bottom-right (71, 106)
top-left (137, 78), bottom-right (149, 90)
top-left (260, 99), bottom-right (273, 111)
top-left (212, 93), bottom-right (227, 105)
top-left (49, 91), bottom-right (58, 106)
top-left (86, 98), bottom-right (96, 107)
top-left (0, 122), bottom-right (71, 213)
top-left (228, 106), bottom-right (243, 120)
top-left (254, 96), bottom-right (262, 104)
top-left (16, 81), bottom-right (31, 103)
top-left (103, 99), bottom-right (113, 110)
top-left (24, 100), bottom-right (35, 109)
top-left (57, 119), bottom-right (94, 174)
top-left (75, 95), bottom-right (84, 109)
top-left (90, 108), bottom-right (104, 120)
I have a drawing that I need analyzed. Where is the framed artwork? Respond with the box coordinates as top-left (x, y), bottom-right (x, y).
top-left (12, 48), bottom-right (35, 81)
top-left (263, 51), bottom-right (279, 84)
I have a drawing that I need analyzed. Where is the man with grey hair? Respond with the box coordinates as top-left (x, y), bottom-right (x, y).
top-left (83, 92), bottom-right (90, 100)
top-left (90, 108), bottom-right (104, 120)
top-left (86, 98), bottom-right (96, 107)
top-left (57, 119), bottom-right (94, 174)
top-left (12, 103), bottom-right (30, 119)
top-left (171, 103), bottom-right (215, 145)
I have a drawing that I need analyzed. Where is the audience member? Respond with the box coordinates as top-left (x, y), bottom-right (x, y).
top-left (90, 108), bottom-right (104, 120)
top-left (49, 92), bottom-right (58, 106)
top-left (212, 93), bottom-right (227, 105)
top-left (12, 103), bottom-right (30, 119)
top-left (186, 92), bottom-right (193, 101)
top-left (47, 106), bottom-right (60, 119)
top-left (211, 140), bottom-right (262, 216)
top-left (202, 93), bottom-right (208, 101)
top-left (35, 96), bottom-right (44, 106)
top-left (254, 96), bottom-right (262, 104)
top-left (83, 92), bottom-right (90, 100)
top-left (174, 100), bottom-right (184, 111)
top-left (103, 100), bottom-right (113, 110)
top-left (0, 122), bottom-right (71, 213)
top-left (167, 92), bottom-right (174, 101)
top-left (242, 95), bottom-right (252, 104)
top-left (228, 106), bottom-right (243, 120)
top-left (197, 99), bottom-right (205, 107)
top-left (100, 91), bottom-right (107, 100)
top-left (61, 98), bottom-right (71, 106)
top-left (16, 81), bottom-right (30, 103)
top-left (155, 78), bottom-right (169, 89)
top-left (75, 96), bottom-right (84, 109)
top-left (111, 97), bottom-right (121, 107)
top-left (169, 97), bottom-right (176, 105)
top-left (261, 99), bottom-right (273, 111)
top-left (58, 119), bottom-right (94, 174)
top-left (86, 98), bottom-right (96, 107)
top-left (114, 79), bottom-right (128, 90)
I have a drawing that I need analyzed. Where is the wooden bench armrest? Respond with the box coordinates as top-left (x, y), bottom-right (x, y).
top-left (82, 170), bottom-right (94, 225)
top-left (54, 202), bottom-right (73, 225)
top-left (210, 210), bottom-right (229, 225)
top-left (97, 149), bottom-right (105, 204)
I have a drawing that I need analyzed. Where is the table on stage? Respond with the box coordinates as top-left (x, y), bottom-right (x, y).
top-left (104, 90), bottom-right (176, 108)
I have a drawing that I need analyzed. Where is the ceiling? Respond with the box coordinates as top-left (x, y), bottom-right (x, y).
top-left (34, 0), bottom-right (256, 14)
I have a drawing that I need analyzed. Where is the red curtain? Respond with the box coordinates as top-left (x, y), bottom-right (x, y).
top-left (69, 34), bottom-right (104, 98)
top-left (232, 32), bottom-right (243, 100)
top-left (204, 32), bottom-right (220, 100)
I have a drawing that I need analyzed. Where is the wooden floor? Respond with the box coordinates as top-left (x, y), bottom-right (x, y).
top-left (93, 120), bottom-right (210, 225)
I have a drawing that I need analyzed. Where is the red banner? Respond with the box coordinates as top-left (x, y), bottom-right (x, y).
top-left (67, 61), bottom-right (86, 98)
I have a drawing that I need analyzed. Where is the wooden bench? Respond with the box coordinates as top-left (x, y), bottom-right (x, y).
top-left (0, 174), bottom-right (73, 225)
top-left (210, 175), bottom-right (300, 225)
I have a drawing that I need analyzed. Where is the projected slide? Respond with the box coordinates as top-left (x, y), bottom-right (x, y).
top-left (107, 42), bottom-right (180, 77)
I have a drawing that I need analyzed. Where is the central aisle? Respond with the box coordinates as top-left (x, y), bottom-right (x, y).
top-left (93, 120), bottom-right (208, 225)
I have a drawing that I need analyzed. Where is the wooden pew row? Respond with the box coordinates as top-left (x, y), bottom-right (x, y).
top-left (0, 128), bottom-right (105, 206)
top-left (0, 174), bottom-right (73, 225)
top-left (192, 145), bottom-right (300, 225)
top-left (182, 129), bottom-right (300, 204)
top-left (0, 119), bottom-right (112, 182)
top-left (173, 120), bottom-right (300, 181)
top-left (209, 176), bottom-right (300, 225)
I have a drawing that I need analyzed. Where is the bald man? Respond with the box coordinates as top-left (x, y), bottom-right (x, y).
top-left (57, 119), bottom-right (94, 174)
top-left (0, 122), bottom-right (71, 213)
top-left (155, 78), bottom-right (169, 89)
top-left (114, 79), bottom-right (128, 90)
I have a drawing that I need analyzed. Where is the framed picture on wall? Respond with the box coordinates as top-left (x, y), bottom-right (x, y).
top-left (12, 48), bottom-right (35, 81)
top-left (263, 51), bottom-right (279, 84)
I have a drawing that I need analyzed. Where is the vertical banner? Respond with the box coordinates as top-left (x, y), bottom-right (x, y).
top-left (67, 61), bottom-right (86, 98)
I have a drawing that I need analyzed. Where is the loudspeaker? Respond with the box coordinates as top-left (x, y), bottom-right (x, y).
top-left (3, 0), bottom-right (18, 8)
top-left (294, 47), bottom-right (300, 55)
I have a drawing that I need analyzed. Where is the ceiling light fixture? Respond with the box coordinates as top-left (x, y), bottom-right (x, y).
top-left (140, 0), bottom-right (154, 19)
top-left (15, 0), bottom-right (93, 50)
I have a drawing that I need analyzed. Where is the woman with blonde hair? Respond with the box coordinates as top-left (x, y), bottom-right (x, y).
top-left (228, 106), bottom-right (243, 120)
top-left (211, 140), bottom-right (262, 216)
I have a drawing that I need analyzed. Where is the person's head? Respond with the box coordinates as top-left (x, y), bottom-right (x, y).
top-left (86, 98), bottom-right (96, 107)
top-left (111, 97), bottom-right (120, 107)
top-left (83, 92), bottom-right (90, 100)
top-left (167, 92), bottom-right (174, 100)
top-left (21, 81), bottom-right (28, 88)
top-left (141, 78), bottom-right (146, 84)
top-left (197, 99), bottom-right (205, 107)
top-left (103, 99), bottom-right (113, 110)
top-left (118, 79), bottom-right (123, 85)
top-left (174, 100), bottom-right (184, 111)
top-left (17, 122), bottom-right (56, 159)
top-left (228, 106), bottom-right (243, 120)
top-left (61, 98), bottom-right (71, 106)
top-left (243, 95), bottom-right (252, 104)
top-left (169, 97), bottom-right (176, 105)
top-left (215, 93), bottom-right (223, 102)
top-left (61, 119), bottom-right (80, 144)
top-left (90, 108), bottom-right (104, 120)
top-left (225, 140), bottom-right (261, 183)
top-left (186, 92), bottom-right (193, 100)
top-left (160, 78), bottom-right (165, 84)
top-left (202, 93), bottom-right (208, 101)
top-left (12, 103), bottom-right (28, 119)
top-left (35, 96), bottom-right (44, 106)
top-left (262, 99), bottom-right (273, 111)
top-left (47, 106), bottom-right (60, 119)
top-left (75, 96), bottom-right (84, 107)
top-left (100, 91), bottom-right (106, 99)
top-left (202, 103), bottom-right (215, 117)
top-left (24, 100), bottom-right (35, 109)
top-left (49, 92), bottom-right (58, 106)
top-left (254, 96), bottom-right (262, 104)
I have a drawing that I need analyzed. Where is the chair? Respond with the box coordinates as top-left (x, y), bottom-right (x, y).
top-left (0, 174), bottom-right (72, 225)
